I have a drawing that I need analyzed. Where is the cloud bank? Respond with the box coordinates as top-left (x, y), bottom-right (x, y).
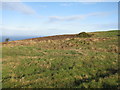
top-left (49, 12), bottom-right (109, 22)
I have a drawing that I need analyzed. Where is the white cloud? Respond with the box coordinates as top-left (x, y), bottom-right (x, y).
top-left (1, 26), bottom-right (35, 31)
top-left (1, 22), bottom-right (117, 36)
top-left (0, 1), bottom-right (2, 9)
top-left (70, 23), bottom-right (118, 32)
top-left (49, 12), bottom-right (109, 22)
top-left (60, 3), bottom-right (73, 7)
top-left (1, 0), bottom-right (119, 2)
top-left (81, 2), bottom-right (97, 4)
top-left (1, 26), bottom-right (39, 36)
top-left (77, 0), bottom-right (119, 2)
top-left (2, 2), bottom-right (36, 14)
top-left (49, 15), bottom-right (85, 22)
top-left (38, 5), bottom-right (47, 8)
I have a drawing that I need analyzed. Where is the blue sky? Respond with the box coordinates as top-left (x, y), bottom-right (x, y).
top-left (1, 2), bottom-right (118, 36)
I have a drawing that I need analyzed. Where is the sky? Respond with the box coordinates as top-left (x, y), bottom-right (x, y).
top-left (0, 1), bottom-right (118, 36)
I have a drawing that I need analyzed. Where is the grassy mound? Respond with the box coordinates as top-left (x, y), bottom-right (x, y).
top-left (77, 32), bottom-right (92, 38)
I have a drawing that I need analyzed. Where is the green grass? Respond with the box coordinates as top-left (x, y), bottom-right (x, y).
top-left (1, 30), bottom-right (119, 88)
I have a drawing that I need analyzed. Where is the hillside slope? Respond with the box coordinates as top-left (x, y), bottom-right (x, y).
top-left (2, 30), bottom-right (119, 88)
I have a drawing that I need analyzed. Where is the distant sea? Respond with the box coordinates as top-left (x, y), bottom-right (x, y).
top-left (0, 36), bottom-right (43, 42)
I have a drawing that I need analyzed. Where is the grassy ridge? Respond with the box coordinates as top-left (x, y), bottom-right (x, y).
top-left (2, 30), bottom-right (119, 88)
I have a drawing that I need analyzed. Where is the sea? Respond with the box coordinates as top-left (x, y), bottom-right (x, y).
top-left (0, 36), bottom-right (43, 42)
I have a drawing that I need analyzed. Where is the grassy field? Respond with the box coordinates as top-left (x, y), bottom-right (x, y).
top-left (1, 30), bottom-right (119, 88)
